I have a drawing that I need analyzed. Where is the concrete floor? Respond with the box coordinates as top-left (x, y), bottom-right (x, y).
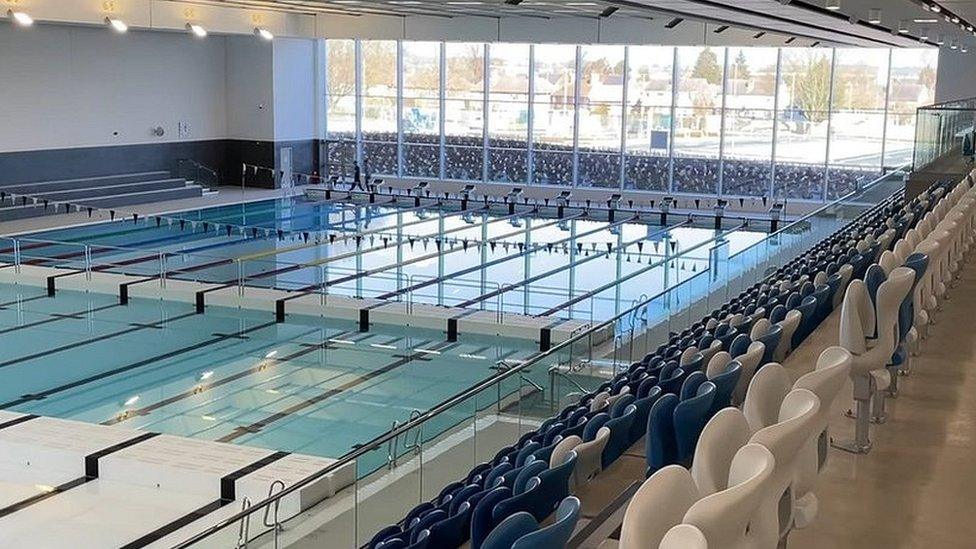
top-left (574, 261), bottom-right (976, 548)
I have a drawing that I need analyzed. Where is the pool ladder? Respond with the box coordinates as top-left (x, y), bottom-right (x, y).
top-left (234, 479), bottom-right (286, 549)
top-left (387, 409), bottom-right (423, 469)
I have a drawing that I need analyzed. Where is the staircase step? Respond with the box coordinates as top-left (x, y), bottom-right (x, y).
top-left (28, 179), bottom-right (188, 202)
top-left (0, 172), bottom-right (172, 195)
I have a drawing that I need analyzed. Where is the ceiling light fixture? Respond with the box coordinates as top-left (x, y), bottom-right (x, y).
top-left (254, 27), bottom-right (273, 40)
top-left (825, 0), bottom-right (840, 11)
top-left (931, 4), bottom-right (941, 14)
top-left (7, 10), bottom-right (33, 26)
top-left (867, 8), bottom-right (881, 24)
top-left (105, 17), bottom-right (127, 33)
top-left (600, 6), bottom-right (619, 17)
top-left (186, 23), bottom-right (207, 37)
top-left (897, 20), bottom-right (910, 33)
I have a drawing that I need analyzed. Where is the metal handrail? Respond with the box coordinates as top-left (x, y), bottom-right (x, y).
top-left (168, 168), bottom-right (905, 549)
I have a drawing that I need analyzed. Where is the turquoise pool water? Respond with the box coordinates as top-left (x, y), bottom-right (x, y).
top-left (10, 196), bottom-right (768, 321)
top-left (0, 282), bottom-right (539, 461)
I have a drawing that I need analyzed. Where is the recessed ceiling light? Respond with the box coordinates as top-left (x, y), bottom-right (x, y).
top-left (7, 10), bottom-right (33, 26)
top-left (867, 8), bottom-right (881, 24)
top-left (186, 23), bottom-right (207, 37)
top-left (931, 4), bottom-right (942, 14)
top-left (913, 18), bottom-right (938, 24)
top-left (105, 17), bottom-right (127, 33)
top-left (825, 0), bottom-right (840, 11)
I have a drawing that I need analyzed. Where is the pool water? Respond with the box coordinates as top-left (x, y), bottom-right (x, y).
top-left (0, 282), bottom-right (539, 461)
top-left (14, 196), bottom-right (768, 321)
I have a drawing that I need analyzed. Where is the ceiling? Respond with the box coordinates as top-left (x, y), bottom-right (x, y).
top-left (185, 0), bottom-right (976, 49)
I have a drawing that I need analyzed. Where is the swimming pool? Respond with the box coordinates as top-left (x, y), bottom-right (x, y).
top-left (0, 281), bottom-right (540, 467)
top-left (12, 195), bottom-right (768, 322)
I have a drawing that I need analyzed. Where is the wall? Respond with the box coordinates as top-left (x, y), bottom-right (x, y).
top-left (0, 24), bottom-right (227, 152)
top-left (935, 48), bottom-right (976, 103)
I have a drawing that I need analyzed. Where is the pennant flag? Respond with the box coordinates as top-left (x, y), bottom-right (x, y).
top-left (382, 237), bottom-right (389, 248)
top-left (695, 199), bottom-right (701, 209)
top-left (739, 198), bottom-right (745, 208)
top-left (670, 240), bottom-right (677, 252)
top-left (156, 217), bottom-right (161, 227)
top-left (252, 228), bottom-right (259, 238)
top-left (110, 210), bottom-right (116, 221)
top-left (517, 242), bottom-right (524, 252)
top-left (203, 222), bottom-right (209, 232)
top-left (650, 200), bottom-right (656, 208)
top-left (369, 235), bottom-right (375, 246)
top-left (490, 241), bottom-right (497, 252)
top-left (0, 192), bottom-right (5, 201)
top-left (653, 241), bottom-right (660, 253)
top-left (423, 238), bottom-right (429, 250)
top-left (277, 229), bottom-right (284, 240)
top-left (577, 243), bottom-right (583, 254)
top-left (435, 238), bottom-right (442, 251)
top-left (88, 207), bottom-right (93, 218)
top-left (133, 213), bottom-right (139, 224)
top-left (329, 234), bottom-right (337, 244)
top-left (409, 237), bottom-right (416, 249)
top-left (462, 239), bottom-right (469, 251)
top-left (547, 243), bottom-right (553, 253)
top-left (43, 200), bottom-right (49, 210)
top-left (303, 232), bottom-right (309, 243)
top-left (180, 220), bottom-right (186, 230)
top-left (637, 241), bottom-right (644, 253)
top-left (227, 225), bottom-right (233, 237)
top-left (606, 242), bottom-right (612, 253)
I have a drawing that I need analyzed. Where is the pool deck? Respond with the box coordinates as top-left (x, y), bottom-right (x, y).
top-left (0, 411), bottom-right (354, 549)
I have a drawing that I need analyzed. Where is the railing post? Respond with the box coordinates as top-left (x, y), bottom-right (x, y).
top-left (84, 245), bottom-right (92, 281)
top-left (237, 260), bottom-right (245, 297)
top-left (159, 251), bottom-right (166, 289)
top-left (13, 239), bottom-right (20, 274)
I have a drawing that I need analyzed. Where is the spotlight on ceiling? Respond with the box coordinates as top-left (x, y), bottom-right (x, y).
top-left (105, 17), bottom-right (128, 33)
top-left (897, 20), bottom-right (910, 34)
top-left (936, 34), bottom-right (946, 45)
top-left (254, 27), bottom-right (274, 40)
top-left (931, 4), bottom-right (941, 14)
top-left (600, 6), bottom-right (619, 18)
top-left (186, 23), bottom-right (207, 38)
top-left (504, 0), bottom-right (524, 5)
top-left (867, 8), bottom-right (881, 24)
top-left (825, 0), bottom-right (840, 11)
top-left (7, 9), bottom-right (33, 26)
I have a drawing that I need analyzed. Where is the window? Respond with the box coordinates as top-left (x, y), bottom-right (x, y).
top-left (445, 43), bottom-right (485, 180)
top-left (722, 47), bottom-right (777, 197)
top-left (886, 49), bottom-right (938, 170)
top-left (775, 49), bottom-right (832, 200)
top-left (578, 45), bottom-right (625, 188)
top-left (402, 41), bottom-right (441, 178)
top-left (361, 40), bottom-right (398, 175)
top-left (827, 49), bottom-right (889, 199)
top-left (532, 44), bottom-right (576, 186)
top-left (673, 46), bottom-right (725, 194)
top-left (625, 46), bottom-right (674, 192)
top-left (325, 40), bottom-right (357, 170)
top-left (488, 43), bottom-right (530, 183)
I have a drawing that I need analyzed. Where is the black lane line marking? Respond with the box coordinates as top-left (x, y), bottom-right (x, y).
top-left (0, 414), bottom-right (38, 430)
top-left (100, 330), bottom-right (358, 426)
top-left (217, 340), bottom-right (459, 443)
top-left (0, 311), bottom-right (199, 370)
top-left (0, 431), bottom-right (160, 519)
top-left (118, 451), bottom-right (290, 549)
top-left (0, 320), bottom-right (280, 409)
top-left (0, 294), bottom-right (49, 308)
top-left (0, 303), bottom-right (121, 336)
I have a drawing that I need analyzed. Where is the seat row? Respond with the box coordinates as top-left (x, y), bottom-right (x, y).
top-left (606, 178), bottom-right (962, 547)
top-left (364, 178), bottom-right (920, 549)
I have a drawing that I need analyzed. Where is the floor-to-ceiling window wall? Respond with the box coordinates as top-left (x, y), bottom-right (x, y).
top-left (325, 39), bottom-right (937, 201)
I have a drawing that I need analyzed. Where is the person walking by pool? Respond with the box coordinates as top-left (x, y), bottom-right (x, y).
top-left (352, 162), bottom-right (364, 191)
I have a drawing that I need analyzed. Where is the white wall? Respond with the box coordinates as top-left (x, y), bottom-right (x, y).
top-left (935, 48), bottom-right (976, 104)
top-left (272, 38), bottom-right (319, 142)
top-left (225, 36), bottom-right (275, 141)
top-left (0, 24), bottom-right (227, 152)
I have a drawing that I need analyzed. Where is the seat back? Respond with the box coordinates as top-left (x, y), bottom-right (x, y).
top-left (511, 496), bottom-right (581, 549)
top-left (602, 404), bottom-right (637, 468)
top-left (742, 363), bottom-right (792, 432)
top-left (574, 427), bottom-right (610, 487)
top-left (646, 393), bottom-right (680, 472)
top-left (748, 389), bottom-right (821, 546)
top-left (691, 407), bottom-right (752, 496)
top-left (659, 524), bottom-right (708, 549)
top-left (683, 443), bottom-right (775, 549)
top-left (619, 465), bottom-right (700, 549)
top-left (629, 385), bottom-right (663, 443)
top-left (731, 341), bottom-right (765, 405)
top-left (674, 382), bottom-right (717, 463)
top-left (705, 351), bottom-right (732, 379)
top-left (706, 361), bottom-right (741, 416)
top-left (680, 371), bottom-right (707, 400)
top-left (549, 435), bottom-right (581, 469)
